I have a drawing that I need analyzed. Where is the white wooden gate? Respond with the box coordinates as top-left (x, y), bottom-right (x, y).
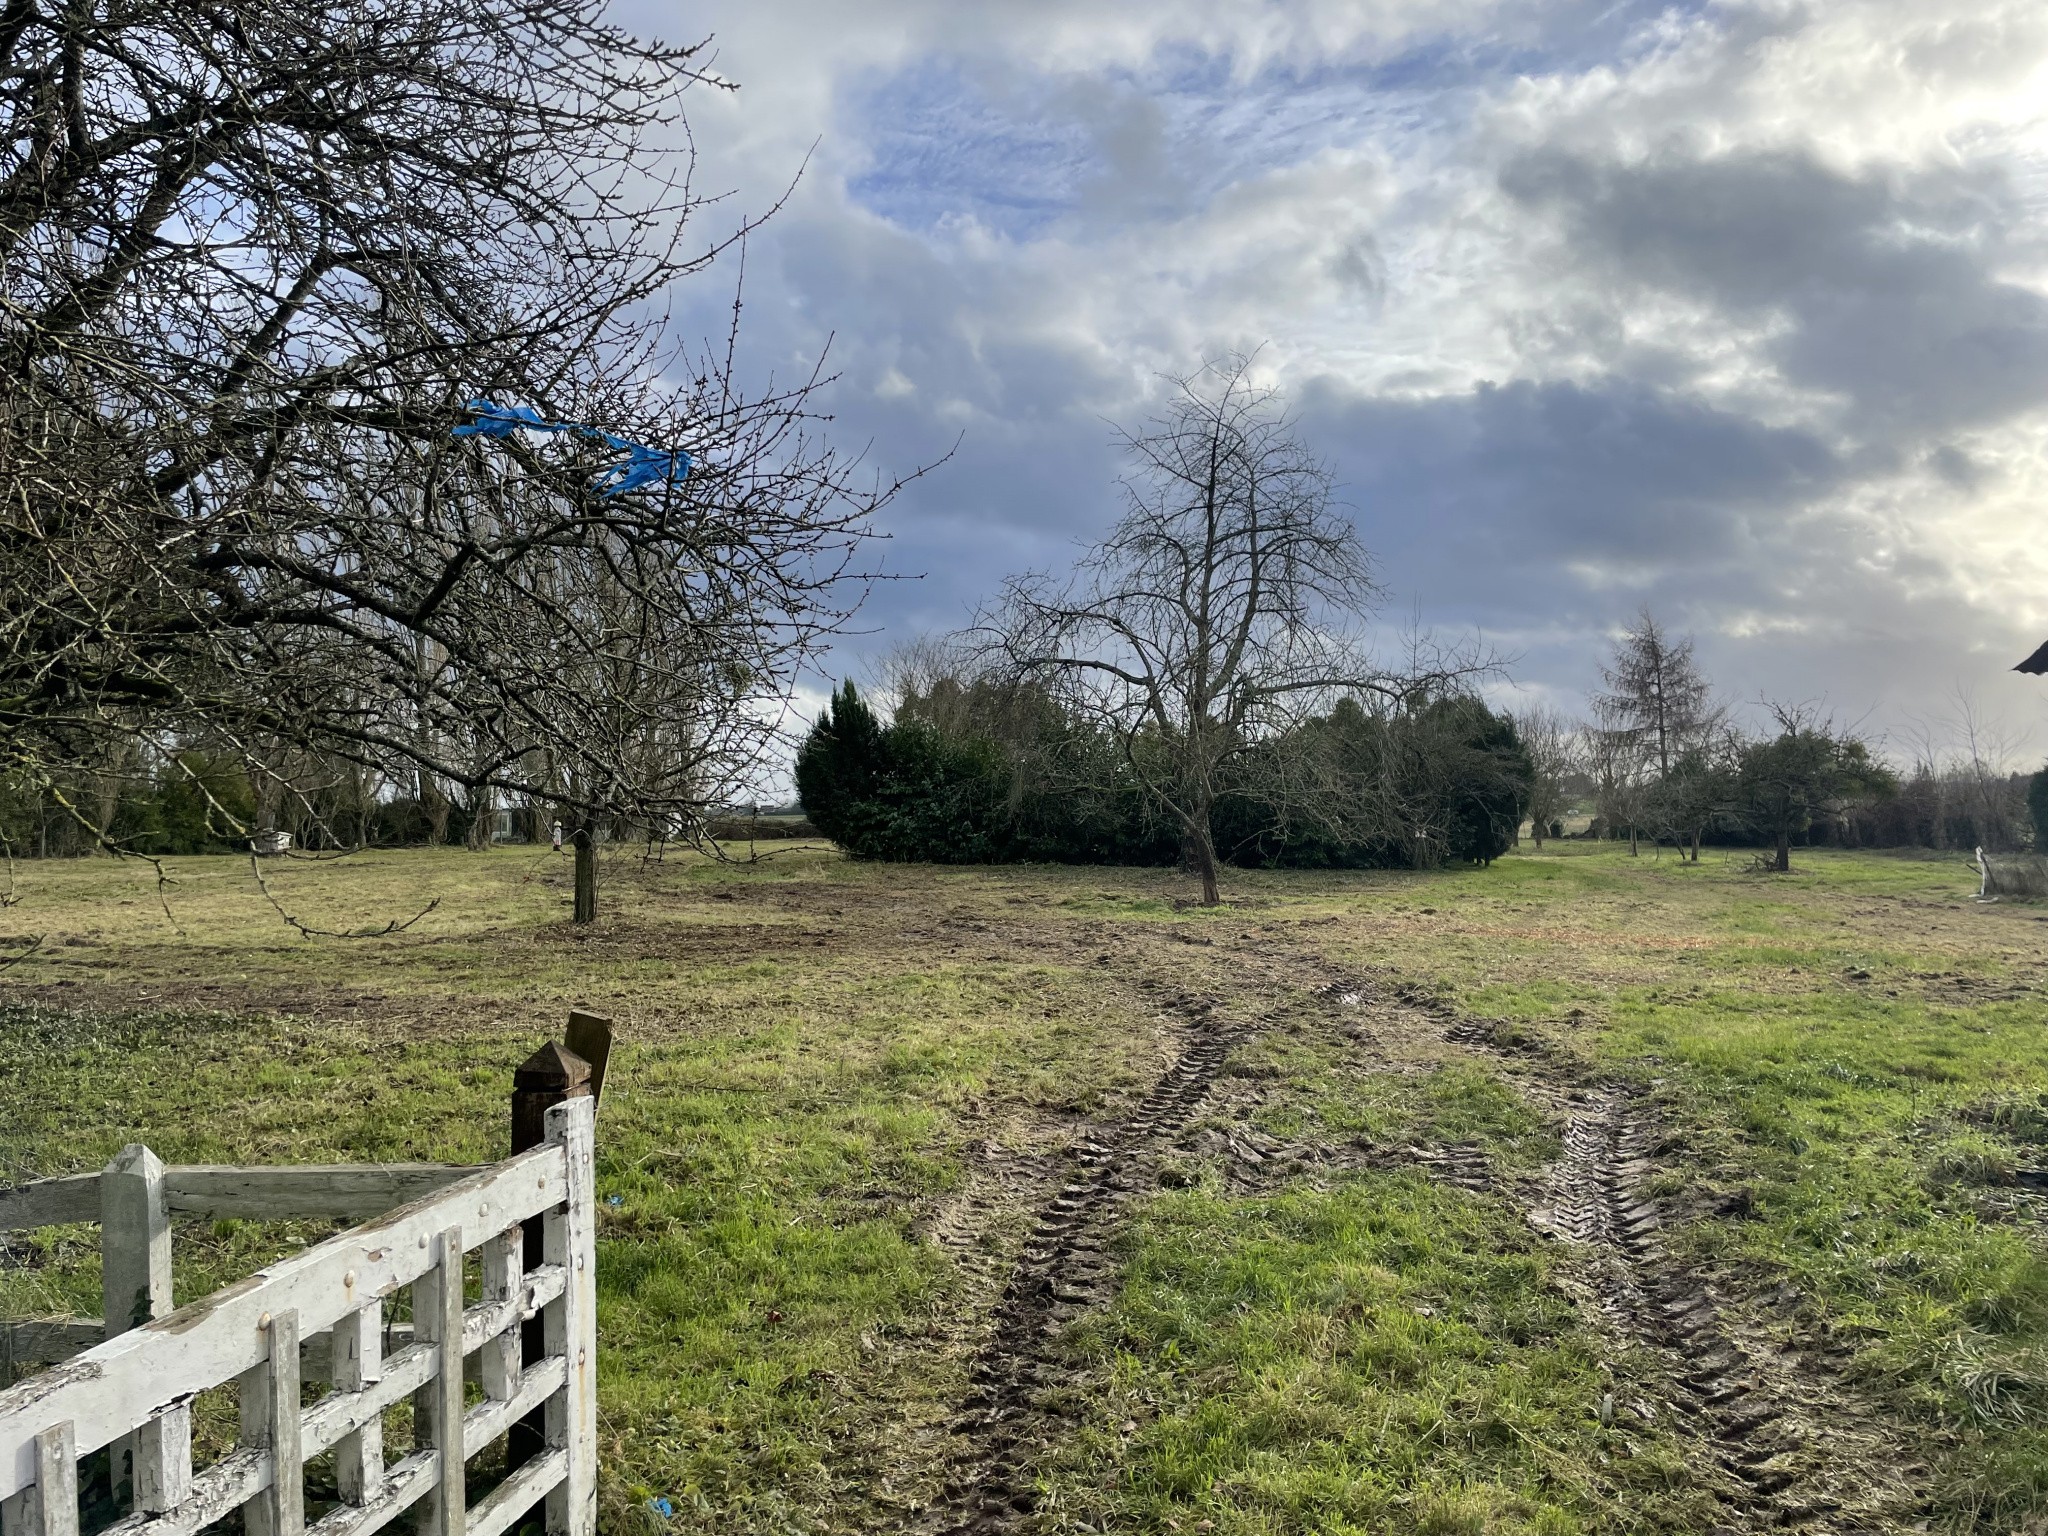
top-left (0, 1096), bottom-right (596, 1536)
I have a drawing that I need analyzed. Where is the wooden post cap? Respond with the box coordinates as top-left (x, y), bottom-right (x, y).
top-left (564, 1011), bottom-right (613, 1107)
top-left (512, 1042), bottom-right (592, 1096)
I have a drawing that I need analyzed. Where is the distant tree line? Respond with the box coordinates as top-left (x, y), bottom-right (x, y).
top-left (0, 740), bottom-right (562, 858)
top-left (796, 673), bottom-right (1534, 874)
top-left (1516, 609), bottom-right (2046, 868)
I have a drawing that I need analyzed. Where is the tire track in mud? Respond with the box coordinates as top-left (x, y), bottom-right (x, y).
top-left (923, 988), bottom-right (1241, 1536)
top-left (907, 939), bottom-right (1908, 1534)
top-left (1425, 993), bottom-right (1904, 1532)
top-left (1532, 1089), bottom-right (1822, 1521)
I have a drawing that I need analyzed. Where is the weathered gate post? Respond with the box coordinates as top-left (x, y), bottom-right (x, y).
top-left (100, 1145), bottom-right (171, 1337)
top-left (101, 1146), bottom-right (175, 1512)
top-left (507, 1041), bottom-right (592, 1475)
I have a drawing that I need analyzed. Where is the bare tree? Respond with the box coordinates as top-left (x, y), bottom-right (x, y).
top-left (1, 0), bottom-right (901, 909)
top-left (1512, 705), bottom-right (1577, 849)
top-left (1944, 688), bottom-right (2029, 853)
top-left (1585, 721), bottom-right (1652, 855)
top-left (1594, 609), bottom-right (1720, 777)
top-left (989, 356), bottom-right (1473, 905)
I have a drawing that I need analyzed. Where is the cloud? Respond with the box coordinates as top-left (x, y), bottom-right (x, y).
top-left (1304, 375), bottom-right (1843, 588)
top-left (618, 0), bottom-right (2048, 758)
top-left (1500, 146), bottom-right (2048, 438)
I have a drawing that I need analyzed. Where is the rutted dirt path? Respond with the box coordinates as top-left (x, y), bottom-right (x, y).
top-left (858, 912), bottom-right (1925, 1535)
top-left (897, 922), bottom-right (1367, 1536)
top-left (924, 987), bottom-right (1240, 1535)
top-left (1409, 982), bottom-right (1922, 1533)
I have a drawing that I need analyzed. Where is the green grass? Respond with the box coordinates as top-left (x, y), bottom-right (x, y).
top-left (3, 842), bottom-right (2045, 1531)
top-left (1045, 1177), bottom-right (1711, 1535)
top-left (0, 953), bottom-right (1147, 1530)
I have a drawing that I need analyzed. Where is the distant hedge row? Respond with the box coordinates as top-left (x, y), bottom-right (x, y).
top-left (794, 680), bottom-right (1534, 870)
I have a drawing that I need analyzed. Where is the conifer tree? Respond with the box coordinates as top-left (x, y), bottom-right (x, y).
top-left (1594, 609), bottom-right (1719, 778)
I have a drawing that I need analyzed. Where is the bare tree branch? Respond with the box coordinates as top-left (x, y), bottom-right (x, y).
top-left (2, 0), bottom-right (911, 918)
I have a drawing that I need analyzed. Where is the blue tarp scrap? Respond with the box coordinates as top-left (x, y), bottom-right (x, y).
top-left (454, 399), bottom-right (691, 495)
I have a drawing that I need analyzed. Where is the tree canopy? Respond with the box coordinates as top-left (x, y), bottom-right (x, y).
top-left (988, 356), bottom-right (1481, 904)
top-left (1738, 708), bottom-right (1897, 871)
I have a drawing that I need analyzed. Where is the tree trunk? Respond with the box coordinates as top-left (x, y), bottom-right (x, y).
top-left (1187, 815), bottom-right (1222, 907)
top-left (1774, 829), bottom-right (1790, 872)
top-left (573, 824), bottom-right (597, 923)
top-left (253, 756), bottom-right (281, 840)
top-left (466, 789), bottom-right (493, 851)
top-left (1628, 826), bottom-right (1639, 856)
top-left (420, 773), bottom-right (451, 844)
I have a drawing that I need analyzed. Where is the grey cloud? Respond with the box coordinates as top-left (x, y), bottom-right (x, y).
top-left (1066, 83), bottom-right (1190, 220)
top-left (1500, 147), bottom-right (2048, 438)
top-left (681, 207), bottom-right (1138, 635)
top-left (637, 2), bottom-right (2048, 754)
top-left (1294, 375), bottom-right (2043, 727)
top-left (1328, 232), bottom-right (1388, 303)
top-left (1927, 443), bottom-right (1990, 491)
top-left (1301, 375), bottom-right (1842, 594)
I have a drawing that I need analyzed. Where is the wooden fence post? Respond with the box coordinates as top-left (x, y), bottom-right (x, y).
top-left (511, 1045), bottom-right (591, 1160)
top-left (507, 1044), bottom-right (590, 1475)
top-left (101, 1145), bottom-right (172, 1511)
top-left (563, 1013), bottom-right (612, 1111)
top-left (101, 1145), bottom-right (172, 1335)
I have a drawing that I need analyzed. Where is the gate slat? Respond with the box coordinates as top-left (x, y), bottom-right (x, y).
top-left (467, 1450), bottom-right (566, 1536)
top-left (420, 1230), bottom-right (466, 1536)
top-left (541, 1099), bottom-right (596, 1536)
top-left (330, 1305), bottom-right (383, 1508)
top-left (31, 1423), bottom-right (77, 1536)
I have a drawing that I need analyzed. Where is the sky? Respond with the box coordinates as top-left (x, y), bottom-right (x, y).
top-left (624, 0), bottom-right (2048, 764)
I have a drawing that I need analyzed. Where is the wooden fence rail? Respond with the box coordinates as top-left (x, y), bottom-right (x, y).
top-left (0, 1096), bottom-right (597, 1536)
top-left (1, 1164), bottom-right (479, 1377)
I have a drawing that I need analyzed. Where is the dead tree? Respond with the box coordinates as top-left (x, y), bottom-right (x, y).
top-left (1594, 609), bottom-right (1720, 778)
top-left (1512, 705), bottom-right (1578, 848)
top-left (1585, 721), bottom-right (1652, 854)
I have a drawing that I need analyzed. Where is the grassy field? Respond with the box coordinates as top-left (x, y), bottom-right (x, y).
top-left (2, 841), bottom-right (2045, 1534)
